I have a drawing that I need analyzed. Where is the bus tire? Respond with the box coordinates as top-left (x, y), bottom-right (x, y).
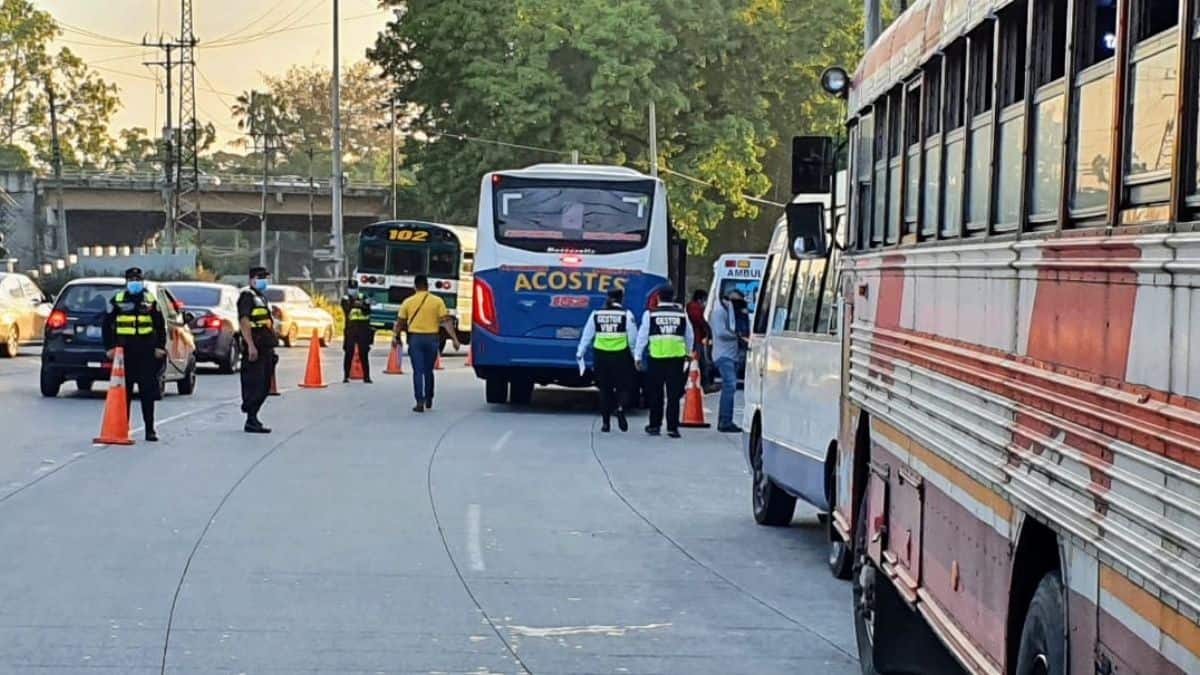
top-left (485, 377), bottom-right (508, 404)
top-left (1014, 572), bottom-right (1067, 675)
top-left (750, 428), bottom-right (796, 526)
top-left (510, 378), bottom-right (534, 405)
top-left (852, 492), bottom-right (880, 675)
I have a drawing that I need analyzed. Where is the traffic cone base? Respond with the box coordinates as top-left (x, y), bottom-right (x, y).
top-left (384, 342), bottom-right (405, 374)
top-left (298, 328), bottom-right (328, 388)
top-left (93, 347), bottom-right (135, 445)
top-left (464, 345), bottom-right (472, 367)
top-left (268, 373), bottom-right (281, 396)
top-left (434, 353), bottom-right (444, 370)
top-left (349, 345), bottom-right (365, 380)
top-left (679, 352), bottom-right (711, 428)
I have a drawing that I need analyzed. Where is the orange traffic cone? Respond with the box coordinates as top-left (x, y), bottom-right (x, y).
top-left (464, 345), bottom-right (472, 367)
top-left (349, 344), bottom-right (365, 380)
top-left (434, 353), bottom-right (444, 370)
top-left (268, 373), bottom-right (280, 396)
top-left (93, 347), bottom-right (134, 445)
top-left (679, 353), bottom-right (711, 428)
top-left (384, 342), bottom-right (405, 374)
top-left (297, 328), bottom-right (328, 388)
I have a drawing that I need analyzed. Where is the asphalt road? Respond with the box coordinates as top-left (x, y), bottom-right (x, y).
top-left (0, 342), bottom-right (859, 674)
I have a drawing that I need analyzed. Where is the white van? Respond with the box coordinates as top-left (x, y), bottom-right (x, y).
top-left (704, 253), bottom-right (766, 323)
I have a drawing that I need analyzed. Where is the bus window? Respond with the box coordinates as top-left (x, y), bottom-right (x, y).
top-left (752, 254), bottom-right (779, 336)
top-left (819, 249), bottom-right (842, 335)
top-left (771, 258), bottom-right (798, 333)
top-left (387, 248), bottom-right (426, 276)
top-left (430, 249), bottom-right (457, 277)
top-left (493, 179), bottom-right (653, 254)
top-left (361, 244), bottom-right (386, 273)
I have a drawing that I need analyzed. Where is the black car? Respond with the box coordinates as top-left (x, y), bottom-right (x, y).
top-left (40, 278), bottom-right (198, 397)
top-left (163, 282), bottom-right (242, 373)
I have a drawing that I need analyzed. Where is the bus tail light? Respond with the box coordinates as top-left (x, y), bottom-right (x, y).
top-left (473, 278), bottom-right (498, 334)
top-left (646, 288), bottom-right (661, 310)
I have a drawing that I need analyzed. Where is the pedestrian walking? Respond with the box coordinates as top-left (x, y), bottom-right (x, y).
top-left (686, 288), bottom-right (716, 392)
top-left (392, 274), bottom-right (459, 412)
top-left (238, 266), bottom-right (277, 433)
top-left (635, 286), bottom-right (694, 438)
top-left (341, 279), bottom-right (374, 383)
top-left (576, 288), bottom-right (638, 432)
top-left (710, 289), bottom-right (745, 433)
top-left (102, 267), bottom-right (167, 442)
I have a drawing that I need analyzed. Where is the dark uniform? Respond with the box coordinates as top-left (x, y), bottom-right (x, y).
top-left (637, 300), bottom-right (693, 437)
top-left (101, 268), bottom-right (167, 441)
top-left (341, 282), bottom-right (374, 383)
top-left (577, 291), bottom-right (636, 432)
top-left (238, 267), bottom-right (277, 433)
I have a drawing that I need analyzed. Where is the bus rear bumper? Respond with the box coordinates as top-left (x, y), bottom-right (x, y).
top-left (470, 331), bottom-right (593, 387)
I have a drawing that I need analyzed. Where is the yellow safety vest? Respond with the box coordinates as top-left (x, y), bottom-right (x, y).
top-left (113, 291), bottom-right (156, 337)
top-left (347, 298), bottom-right (370, 323)
top-left (592, 309), bottom-right (629, 352)
top-left (647, 306), bottom-right (688, 359)
top-left (246, 292), bottom-right (272, 329)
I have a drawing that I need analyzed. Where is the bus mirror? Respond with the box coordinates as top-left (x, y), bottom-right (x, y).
top-left (791, 136), bottom-right (833, 196)
top-left (786, 202), bottom-right (827, 259)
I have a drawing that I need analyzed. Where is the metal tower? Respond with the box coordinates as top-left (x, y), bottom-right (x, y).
top-left (174, 0), bottom-right (201, 250)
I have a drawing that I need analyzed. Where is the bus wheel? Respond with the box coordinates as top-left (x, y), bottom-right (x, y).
top-left (510, 379), bottom-right (534, 405)
top-left (485, 377), bottom-right (508, 404)
top-left (750, 429), bottom-right (796, 526)
top-left (1014, 573), bottom-right (1067, 675)
top-left (852, 493), bottom-right (880, 675)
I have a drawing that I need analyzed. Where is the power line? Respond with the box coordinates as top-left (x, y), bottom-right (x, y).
top-left (660, 166), bottom-right (786, 208)
top-left (208, 0), bottom-right (301, 44)
top-left (57, 22), bottom-right (140, 46)
top-left (203, 10), bottom-right (388, 48)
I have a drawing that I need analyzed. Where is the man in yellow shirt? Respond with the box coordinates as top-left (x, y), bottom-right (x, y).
top-left (392, 274), bottom-right (460, 412)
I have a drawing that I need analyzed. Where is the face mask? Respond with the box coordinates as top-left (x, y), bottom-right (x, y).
top-left (348, 289), bottom-right (359, 297)
top-left (253, 278), bottom-right (269, 292)
top-left (126, 280), bottom-right (144, 294)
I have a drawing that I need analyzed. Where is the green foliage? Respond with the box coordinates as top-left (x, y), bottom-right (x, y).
top-left (369, 0), bottom-right (863, 253)
top-left (310, 293), bottom-right (345, 337)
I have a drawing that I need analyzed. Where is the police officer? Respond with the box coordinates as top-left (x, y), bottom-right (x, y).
top-left (634, 286), bottom-right (694, 438)
top-left (341, 279), bottom-right (374, 383)
top-left (103, 267), bottom-right (168, 441)
top-left (576, 288), bottom-right (637, 432)
top-left (238, 266), bottom-right (277, 433)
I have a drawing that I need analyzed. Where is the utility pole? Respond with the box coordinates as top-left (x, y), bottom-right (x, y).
top-left (306, 146), bottom-right (315, 247)
top-left (865, 0), bottom-right (882, 48)
top-left (143, 37), bottom-right (184, 250)
top-left (45, 78), bottom-right (67, 257)
top-left (175, 0), bottom-right (202, 258)
top-left (648, 102), bottom-right (658, 177)
top-left (389, 94), bottom-right (397, 220)
top-left (331, 0), bottom-right (344, 283)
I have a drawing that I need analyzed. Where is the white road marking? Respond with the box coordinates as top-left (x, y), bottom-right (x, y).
top-left (490, 430), bottom-right (513, 453)
top-left (466, 503), bottom-right (485, 572)
top-left (505, 623), bottom-right (672, 638)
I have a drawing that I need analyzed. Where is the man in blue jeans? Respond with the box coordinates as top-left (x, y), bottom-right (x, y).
top-left (709, 289), bottom-right (745, 432)
top-left (392, 275), bottom-right (460, 412)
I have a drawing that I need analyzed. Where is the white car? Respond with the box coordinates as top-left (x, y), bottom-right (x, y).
top-left (0, 272), bottom-right (52, 357)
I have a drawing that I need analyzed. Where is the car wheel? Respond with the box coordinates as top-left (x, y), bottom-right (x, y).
top-left (852, 493), bottom-right (880, 675)
top-left (39, 369), bottom-right (61, 397)
top-left (510, 378), bottom-right (534, 405)
top-left (1014, 573), bottom-right (1068, 675)
top-left (750, 427), bottom-right (797, 526)
top-left (1, 325), bottom-right (18, 358)
top-left (485, 376), bottom-right (508, 404)
top-left (218, 338), bottom-right (241, 374)
top-left (176, 359), bottom-right (197, 395)
top-left (76, 379), bottom-right (94, 393)
top-left (320, 327), bottom-right (332, 348)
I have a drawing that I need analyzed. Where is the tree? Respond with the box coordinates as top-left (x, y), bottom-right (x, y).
top-left (369, 0), bottom-right (862, 252)
top-left (0, 0), bottom-right (120, 169)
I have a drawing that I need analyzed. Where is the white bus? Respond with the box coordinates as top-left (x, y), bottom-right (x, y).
top-left (742, 171), bottom-right (847, 565)
top-left (471, 163), bottom-right (674, 404)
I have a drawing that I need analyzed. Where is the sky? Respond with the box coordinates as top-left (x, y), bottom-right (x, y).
top-left (41, 0), bottom-right (393, 149)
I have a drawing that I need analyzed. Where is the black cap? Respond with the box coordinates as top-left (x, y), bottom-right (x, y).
top-left (606, 288), bottom-right (624, 303)
top-left (123, 266), bottom-right (144, 280)
top-left (347, 279), bottom-right (359, 289)
top-left (248, 265), bottom-right (270, 278)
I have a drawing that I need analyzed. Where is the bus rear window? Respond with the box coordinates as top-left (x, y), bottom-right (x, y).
top-left (429, 249), bottom-right (457, 277)
top-left (387, 248), bottom-right (426, 276)
top-left (493, 179), bottom-right (653, 253)
top-left (360, 244), bottom-right (386, 273)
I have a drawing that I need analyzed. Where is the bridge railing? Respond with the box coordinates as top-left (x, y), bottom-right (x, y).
top-left (51, 168), bottom-right (390, 192)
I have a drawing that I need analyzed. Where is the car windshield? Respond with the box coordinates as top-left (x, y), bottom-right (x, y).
top-left (56, 284), bottom-right (121, 314)
top-left (166, 285), bottom-right (222, 307)
top-left (264, 288), bottom-right (287, 303)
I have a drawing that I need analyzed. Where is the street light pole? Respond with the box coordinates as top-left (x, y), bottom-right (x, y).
top-left (331, 0), bottom-right (344, 286)
top-left (389, 93), bottom-right (397, 221)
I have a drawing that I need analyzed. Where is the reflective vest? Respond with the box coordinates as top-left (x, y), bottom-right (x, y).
top-left (112, 291), bottom-right (156, 338)
top-left (347, 297), bottom-right (370, 323)
top-left (647, 304), bottom-right (688, 359)
top-left (592, 309), bottom-right (629, 352)
top-left (244, 290), bottom-right (272, 329)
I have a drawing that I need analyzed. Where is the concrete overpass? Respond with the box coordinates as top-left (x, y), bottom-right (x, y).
top-left (45, 169), bottom-right (393, 249)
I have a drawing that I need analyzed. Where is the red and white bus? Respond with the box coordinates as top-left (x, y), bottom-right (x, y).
top-left (808, 0), bottom-right (1200, 673)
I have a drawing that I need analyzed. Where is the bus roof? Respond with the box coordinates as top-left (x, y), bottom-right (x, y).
top-left (361, 220), bottom-right (477, 249)
top-left (492, 163), bottom-right (656, 183)
top-left (849, 0), bottom-right (1006, 113)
